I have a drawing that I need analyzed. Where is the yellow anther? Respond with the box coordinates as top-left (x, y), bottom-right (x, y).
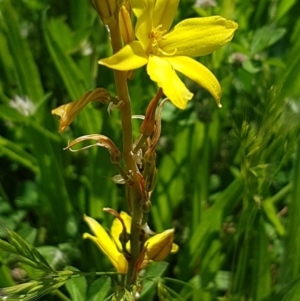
top-left (148, 25), bottom-right (177, 56)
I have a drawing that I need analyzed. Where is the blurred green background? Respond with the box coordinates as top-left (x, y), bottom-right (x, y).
top-left (1, 0), bottom-right (300, 300)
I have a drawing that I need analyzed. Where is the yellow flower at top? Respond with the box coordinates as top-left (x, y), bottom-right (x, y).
top-left (99, 0), bottom-right (238, 109)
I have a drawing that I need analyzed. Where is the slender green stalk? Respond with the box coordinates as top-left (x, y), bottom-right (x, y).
top-left (54, 290), bottom-right (72, 301)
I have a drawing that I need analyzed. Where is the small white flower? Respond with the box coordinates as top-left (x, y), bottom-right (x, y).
top-left (9, 96), bottom-right (36, 116)
top-left (194, 0), bottom-right (217, 8)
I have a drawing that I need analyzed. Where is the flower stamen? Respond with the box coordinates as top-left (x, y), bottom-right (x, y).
top-left (148, 25), bottom-right (177, 56)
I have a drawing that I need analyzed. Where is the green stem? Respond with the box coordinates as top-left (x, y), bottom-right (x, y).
top-left (108, 15), bottom-right (143, 286)
top-left (54, 290), bottom-right (72, 301)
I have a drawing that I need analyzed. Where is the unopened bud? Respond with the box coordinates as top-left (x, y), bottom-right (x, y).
top-left (144, 229), bottom-right (178, 262)
top-left (146, 166), bottom-right (157, 192)
top-left (119, 5), bottom-right (134, 46)
top-left (140, 89), bottom-right (163, 137)
top-left (90, 0), bottom-right (118, 26)
top-left (139, 199), bottom-right (151, 213)
top-left (119, 4), bottom-right (135, 80)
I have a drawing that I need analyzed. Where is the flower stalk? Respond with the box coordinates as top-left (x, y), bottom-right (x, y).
top-left (108, 10), bottom-right (144, 286)
top-left (51, 0), bottom-right (238, 297)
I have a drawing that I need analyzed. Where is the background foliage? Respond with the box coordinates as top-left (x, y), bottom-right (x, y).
top-left (1, 0), bottom-right (300, 300)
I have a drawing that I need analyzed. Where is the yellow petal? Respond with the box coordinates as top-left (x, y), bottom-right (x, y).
top-left (131, 0), bottom-right (150, 18)
top-left (165, 56), bottom-right (221, 106)
top-left (171, 243), bottom-right (179, 253)
top-left (120, 211), bottom-right (132, 233)
top-left (145, 229), bottom-right (176, 261)
top-left (83, 215), bottom-right (118, 258)
top-left (161, 16), bottom-right (238, 57)
top-left (111, 211), bottom-right (132, 250)
top-left (83, 215), bottom-right (128, 273)
top-left (153, 0), bottom-right (179, 31)
top-left (147, 55), bottom-right (193, 109)
top-left (99, 41), bottom-right (148, 71)
top-left (132, 0), bottom-right (153, 48)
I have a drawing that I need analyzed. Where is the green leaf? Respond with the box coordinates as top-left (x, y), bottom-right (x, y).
top-left (273, 275), bottom-right (300, 301)
top-left (48, 16), bottom-right (91, 54)
top-left (0, 136), bottom-right (39, 174)
top-left (242, 59), bottom-right (261, 74)
top-left (157, 282), bottom-right (173, 301)
top-left (87, 277), bottom-right (111, 301)
top-left (0, 105), bottom-right (25, 122)
top-left (139, 262), bottom-right (169, 301)
top-left (250, 215), bottom-right (272, 301)
top-left (65, 267), bottom-right (87, 301)
top-left (262, 198), bottom-right (285, 236)
top-left (42, 12), bottom-right (88, 101)
top-left (189, 176), bottom-right (244, 267)
top-left (37, 246), bottom-right (68, 270)
top-left (0, 0), bottom-right (44, 102)
top-left (276, 0), bottom-right (298, 20)
top-left (281, 138), bottom-right (300, 282)
top-left (250, 25), bottom-right (286, 55)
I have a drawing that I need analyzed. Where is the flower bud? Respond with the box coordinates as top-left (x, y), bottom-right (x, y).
top-left (140, 89), bottom-right (163, 137)
top-left (90, 0), bottom-right (118, 26)
top-left (119, 5), bottom-right (134, 46)
top-left (144, 229), bottom-right (179, 262)
top-left (119, 4), bottom-right (135, 80)
top-left (146, 165), bottom-right (157, 192)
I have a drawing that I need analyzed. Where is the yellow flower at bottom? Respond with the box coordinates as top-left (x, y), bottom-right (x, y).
top-left (83, 214), bottom-right (128, 274)
top-left (83, 212), bottom-right (178, 273)
top-left (99, 0), bottom-right (238, 109)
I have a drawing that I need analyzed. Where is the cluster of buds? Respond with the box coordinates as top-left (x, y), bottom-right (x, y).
top-left (131, 89), bottom-right (167, 206)
top-left (90, 0), bottom-right (119, 26)
top-left (91, 0), bottom-right (135, 81)
top-left (90, 0), bottom-right (134, 51)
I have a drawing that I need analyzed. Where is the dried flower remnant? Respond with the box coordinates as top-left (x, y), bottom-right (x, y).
top-left (52, 88), bottom-right (111, 132)
top-left (64, 134), bottom-right (122, 164)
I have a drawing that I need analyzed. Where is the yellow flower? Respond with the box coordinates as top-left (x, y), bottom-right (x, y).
top-left (111, 211), bottom-right (178, 262)
top-left (83, 214), bottom-right (128, 274)
top-left (83, 212), bottom-right (178, 273)
top-left (99, 0), bottom-right (238, 109)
